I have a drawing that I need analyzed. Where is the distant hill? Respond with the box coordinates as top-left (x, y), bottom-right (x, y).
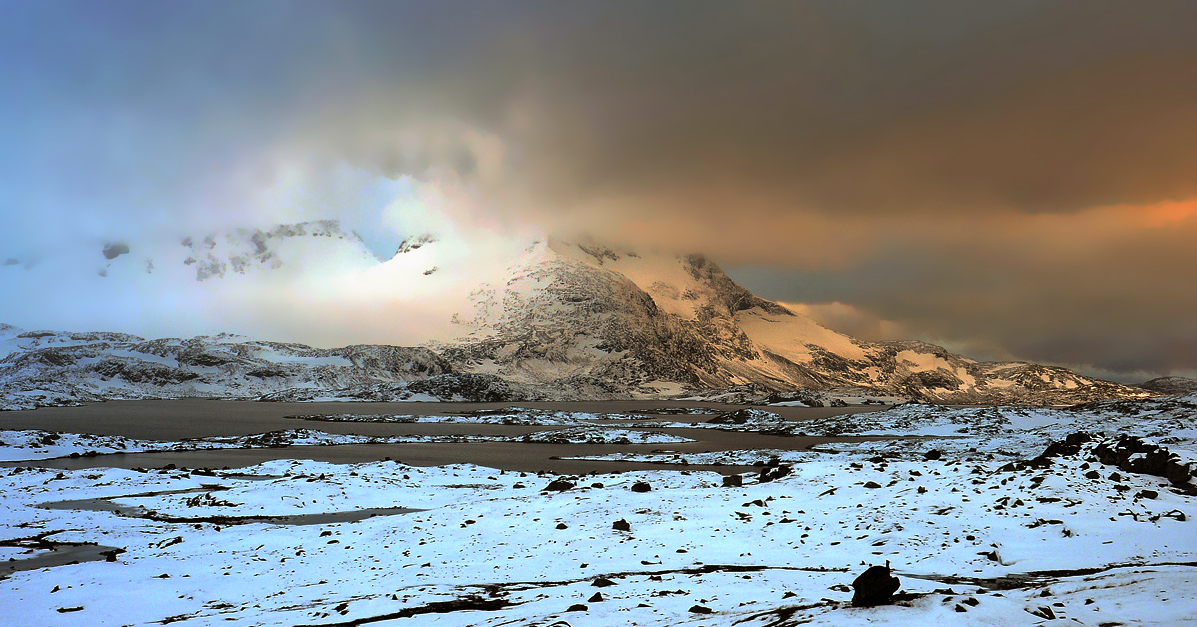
top-left (1138, 376), bottom-right (1197, 395)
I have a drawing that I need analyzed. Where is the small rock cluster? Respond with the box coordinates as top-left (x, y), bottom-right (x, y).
top-left (1093, 435), bottom-right (1196, 491)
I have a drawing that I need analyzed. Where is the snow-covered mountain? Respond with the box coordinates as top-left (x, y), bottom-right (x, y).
top-left (436, 239), bottom-right (1148, 404)
top-left (0, 223), bottom-right (1154, 408)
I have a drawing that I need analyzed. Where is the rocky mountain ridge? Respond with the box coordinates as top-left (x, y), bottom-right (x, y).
top-left (0, 225), bottom-right (1160, 409)
top-left (434, 239), bottom-right (1148, 405)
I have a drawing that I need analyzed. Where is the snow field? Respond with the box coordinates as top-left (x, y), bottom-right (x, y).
top-left (2, 441), bottom-right (1194, 626)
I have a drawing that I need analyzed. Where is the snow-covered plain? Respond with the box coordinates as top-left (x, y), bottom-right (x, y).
top-left (1, 397), bottom-right (1195, 626)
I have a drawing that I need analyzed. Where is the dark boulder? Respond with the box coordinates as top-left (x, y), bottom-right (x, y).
top-left (630, 481), bottom-right (652, 493)
top-left (722, 474), bottom-right (743, 488)
top-left (612, 518), bottom-right (631, 532)
top-left (758, 464), bottom-right (792, 483)
top-left (1040, 432), bottom-right (1093, 458)
top-left (851, 561), bottom-right (901, 607)
top-left (543, 479), bottom-right (575, 492)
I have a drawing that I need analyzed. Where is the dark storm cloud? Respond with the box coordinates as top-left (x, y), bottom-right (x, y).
top-left (727, 205), bottom-right (1197, 380)
top-left (4, 1), bottom-right (1197, 377)
top-left (9, 0), bottom-right (1196, 218)
top-left (439, 0), bottom-right (1197, 217)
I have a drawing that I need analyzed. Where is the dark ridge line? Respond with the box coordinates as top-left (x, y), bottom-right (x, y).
top-left (129, 507), bottom-right (422, 526)
top-left (459, 563), bottom-right (850, 593)
top-left (285, 564), bottom-right (851, 626)
top-left (289, 596), bottom-right (518, 627)
top-left (902, 560), bottom-right (1197, 591)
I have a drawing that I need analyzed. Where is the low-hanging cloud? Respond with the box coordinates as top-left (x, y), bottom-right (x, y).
top-left (3, 1), bottom-right (1197, 378)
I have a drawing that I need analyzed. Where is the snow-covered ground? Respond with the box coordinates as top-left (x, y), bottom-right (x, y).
top-left (1, 397), bottom-right (1195, 626)
top-left (0, 426), bottom-right (693, 462)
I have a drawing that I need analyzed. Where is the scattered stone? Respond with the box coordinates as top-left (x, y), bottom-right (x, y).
top-left (556, 523), bottom-right (568, 530)
top-left (612, 519), bottom-right (631, 532)
top-left (544, 479), bottom-right (575, 492)
top-left (592, 577), bottom-right (617, 588)
top-left (863, 481), bottom-right (882, 489)
top-left (722, 474), bottom-right (743, 488)
top-left (1027, 605), bottom-right (1056, 620)
top-left (566, 604), bottom-right (588, 612)
top-left (631, 481), bottom-right (652, 493)
top-left (588, 592), bottom-right (604, 603)
top-left (688, 605), bottom-right (713, 614)
top-left (924, 449), bottom-right (942, 461)
top-left (851, 561), bottom-right (901, 607)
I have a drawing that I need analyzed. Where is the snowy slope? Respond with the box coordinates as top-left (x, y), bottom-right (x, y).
top-left (0, 325), bottom-right (450, 410)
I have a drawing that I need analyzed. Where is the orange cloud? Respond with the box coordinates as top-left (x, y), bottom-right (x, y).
top-left (1135, 199), bottom-right (1197, 228)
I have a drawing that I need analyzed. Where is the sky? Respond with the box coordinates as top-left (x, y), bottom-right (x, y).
top-left (2, 0), bottom-right (1196, 381)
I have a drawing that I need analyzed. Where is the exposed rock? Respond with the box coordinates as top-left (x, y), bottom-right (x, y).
top-left (758, 465), bottom-right (792, 483)
top-left (722, 474), bottom-right (744, 488)
top-left (1040, 432), bottom-right (1094, 458)
top-left (591, 577), bottom-right (617, 588)
top-left (587, 592), bottom-right (603, 603)
top-left (851, 561), bottom-right (900, 607)
top-left (1093, 435), bottom-right (1196, 489)
top-left (630, 481), bottom-right (652, 493)
top-left (612, 518), bottom-right (631, 532)
top-left (543, 479), bottom-right (575, 492)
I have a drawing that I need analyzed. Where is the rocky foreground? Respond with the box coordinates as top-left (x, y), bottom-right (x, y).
top-left (0, 394), bottom-right (1194, 625)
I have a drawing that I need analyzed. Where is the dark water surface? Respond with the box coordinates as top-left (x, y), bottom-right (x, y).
top-left (0, 400), bottom-right (887, 474)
